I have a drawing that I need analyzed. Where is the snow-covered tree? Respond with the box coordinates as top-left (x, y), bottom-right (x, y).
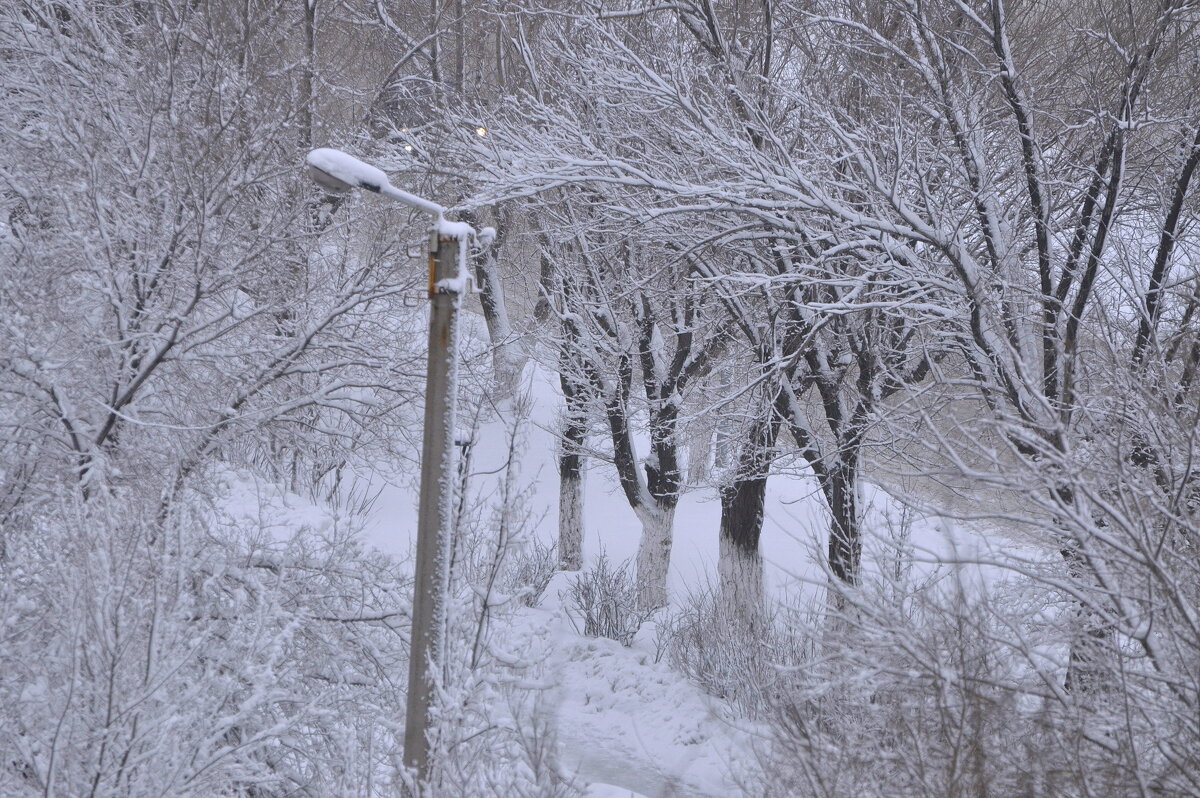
top-left (0, 1), bottom-right (425, 792)
top-left (535, 196), bottom-right (727, 609)
top-left (469, 1), bottom-right (940, 615)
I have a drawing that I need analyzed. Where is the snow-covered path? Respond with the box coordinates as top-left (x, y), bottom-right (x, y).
top-left (526, 603), bottom-right (756, 798)
top-left (550, 653), bottom-right (748, 797)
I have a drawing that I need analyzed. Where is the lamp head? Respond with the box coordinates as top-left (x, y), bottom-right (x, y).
top-left (307, 164), bottom-right (355, 194)
top-left (306, 148), bottom-right (388, 193)
top-left (304, 148), bottom-right (445, 218)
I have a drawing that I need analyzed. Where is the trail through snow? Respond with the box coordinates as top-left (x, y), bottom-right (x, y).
top-left (526, 588), bottom-right (759, 798)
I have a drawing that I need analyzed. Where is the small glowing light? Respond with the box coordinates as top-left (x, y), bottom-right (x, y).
top-left (404, 144), bottom-right (413, 152)
top-left (475, 126), bottom-right (487, 137)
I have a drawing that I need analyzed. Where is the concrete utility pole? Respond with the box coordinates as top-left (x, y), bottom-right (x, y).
top-left (305, 148), bottom-right (481, 791)
top-left (403, 225), bottom-right (460, 785)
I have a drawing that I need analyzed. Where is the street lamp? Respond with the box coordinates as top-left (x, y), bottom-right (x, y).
top-left (306, 147), bottom-right (476, 789)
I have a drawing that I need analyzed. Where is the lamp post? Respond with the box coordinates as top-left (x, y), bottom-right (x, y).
top-left (306, 148), bottom-right (475, 789)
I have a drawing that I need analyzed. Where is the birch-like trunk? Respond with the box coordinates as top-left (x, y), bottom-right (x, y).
top-left (464, 212), bottom-right (525, 402)
top-left (476, 250), bottom-right (523, 398)
top-left (477, 255), bottom-right (525, 400)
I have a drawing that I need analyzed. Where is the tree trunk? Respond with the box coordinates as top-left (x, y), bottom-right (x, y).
top-left (718, 473), bottom-right (769, 631)
top-left (826, 454), bottom-right (861, 608)
top-left (300, 0), bottom-right (315, 154)
top-left (478, 255), bottom-right (523, 401)
top-left (713, 372), bottom-right (737, 471)
top-left (558, 459), bottom-right (584, 570)
top-left (1061, 539), bottom-right (1114, 696)
top-left (716, 385), bottom-right (784, 627)
top-left (687, 419), bottom-right (714, 484)
top-left (635, 502), bottom-right (676, 610)
top-left (557, 382), bottom-right (587, 570)
top-left (462, 210), bottom-right (524, 401)
top-left (1063, 611), bottom-right (1113, 697)
top-left (557, 308), bottom-right (589, 570)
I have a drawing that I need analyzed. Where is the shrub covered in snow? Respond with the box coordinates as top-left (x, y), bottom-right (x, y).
top-left (564, 555), bottom-right (654, 647)
top-left (659, 584), bottom-right (816, 718)
top-left (501, 537), bottom-right (559, 608)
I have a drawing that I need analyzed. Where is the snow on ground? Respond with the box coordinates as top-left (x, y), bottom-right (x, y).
top-left (582, 787), bottom-right (648, 798)
top-left (548, 635), bottom-right (747, 798)
top-left (214, 466), bottom-right (338, 538)
top-left (525, 577), bottom-right (760, 798)
top-left (351, 334), bottom-right (1027, 796)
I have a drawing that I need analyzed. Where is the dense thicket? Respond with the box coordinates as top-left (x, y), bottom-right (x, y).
top-left (0, 1), bottom-right (423, 793)
top-left (3, 0), bottom-right (1199, 795)
top-left (470, 0), bottom-right (1200, 792)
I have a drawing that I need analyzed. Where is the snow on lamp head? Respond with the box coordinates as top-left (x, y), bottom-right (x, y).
top-left (306, 147), bottom-right (387, 193)
top-left (305, 148), bottom-right (444, 218)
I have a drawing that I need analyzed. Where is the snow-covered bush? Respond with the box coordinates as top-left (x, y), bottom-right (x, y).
top-left (564, 555), bottom-right (653, 646)
top-left (426, 663), bottom-right (584, 798)
top-left (501, 537), bottom-right (559, 608)
top-left (751, 570), bottom-right (1199, 798)
top-left (0, 484), bottom-right (410, 797)
top-left (660, 584), bottom-right (816, 717)
top-left (429, 522), bottom-right (581, 795)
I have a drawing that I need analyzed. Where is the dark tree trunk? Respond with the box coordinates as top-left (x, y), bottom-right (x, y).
top-left (719, 473), bottom-right (770, 628)
top-left (558, 365), bottom-right (587, 571)
top-left (1063, 616), bottom-right (1113, 696)
top-left (1045, 483), bottom-right (1114, 696)
top-left (1061, 539), bottom-right (1114, 696)
top-left (718, 384), bottom-right (785, 626)
top-left (825, 454), bottom-right (861, 594)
